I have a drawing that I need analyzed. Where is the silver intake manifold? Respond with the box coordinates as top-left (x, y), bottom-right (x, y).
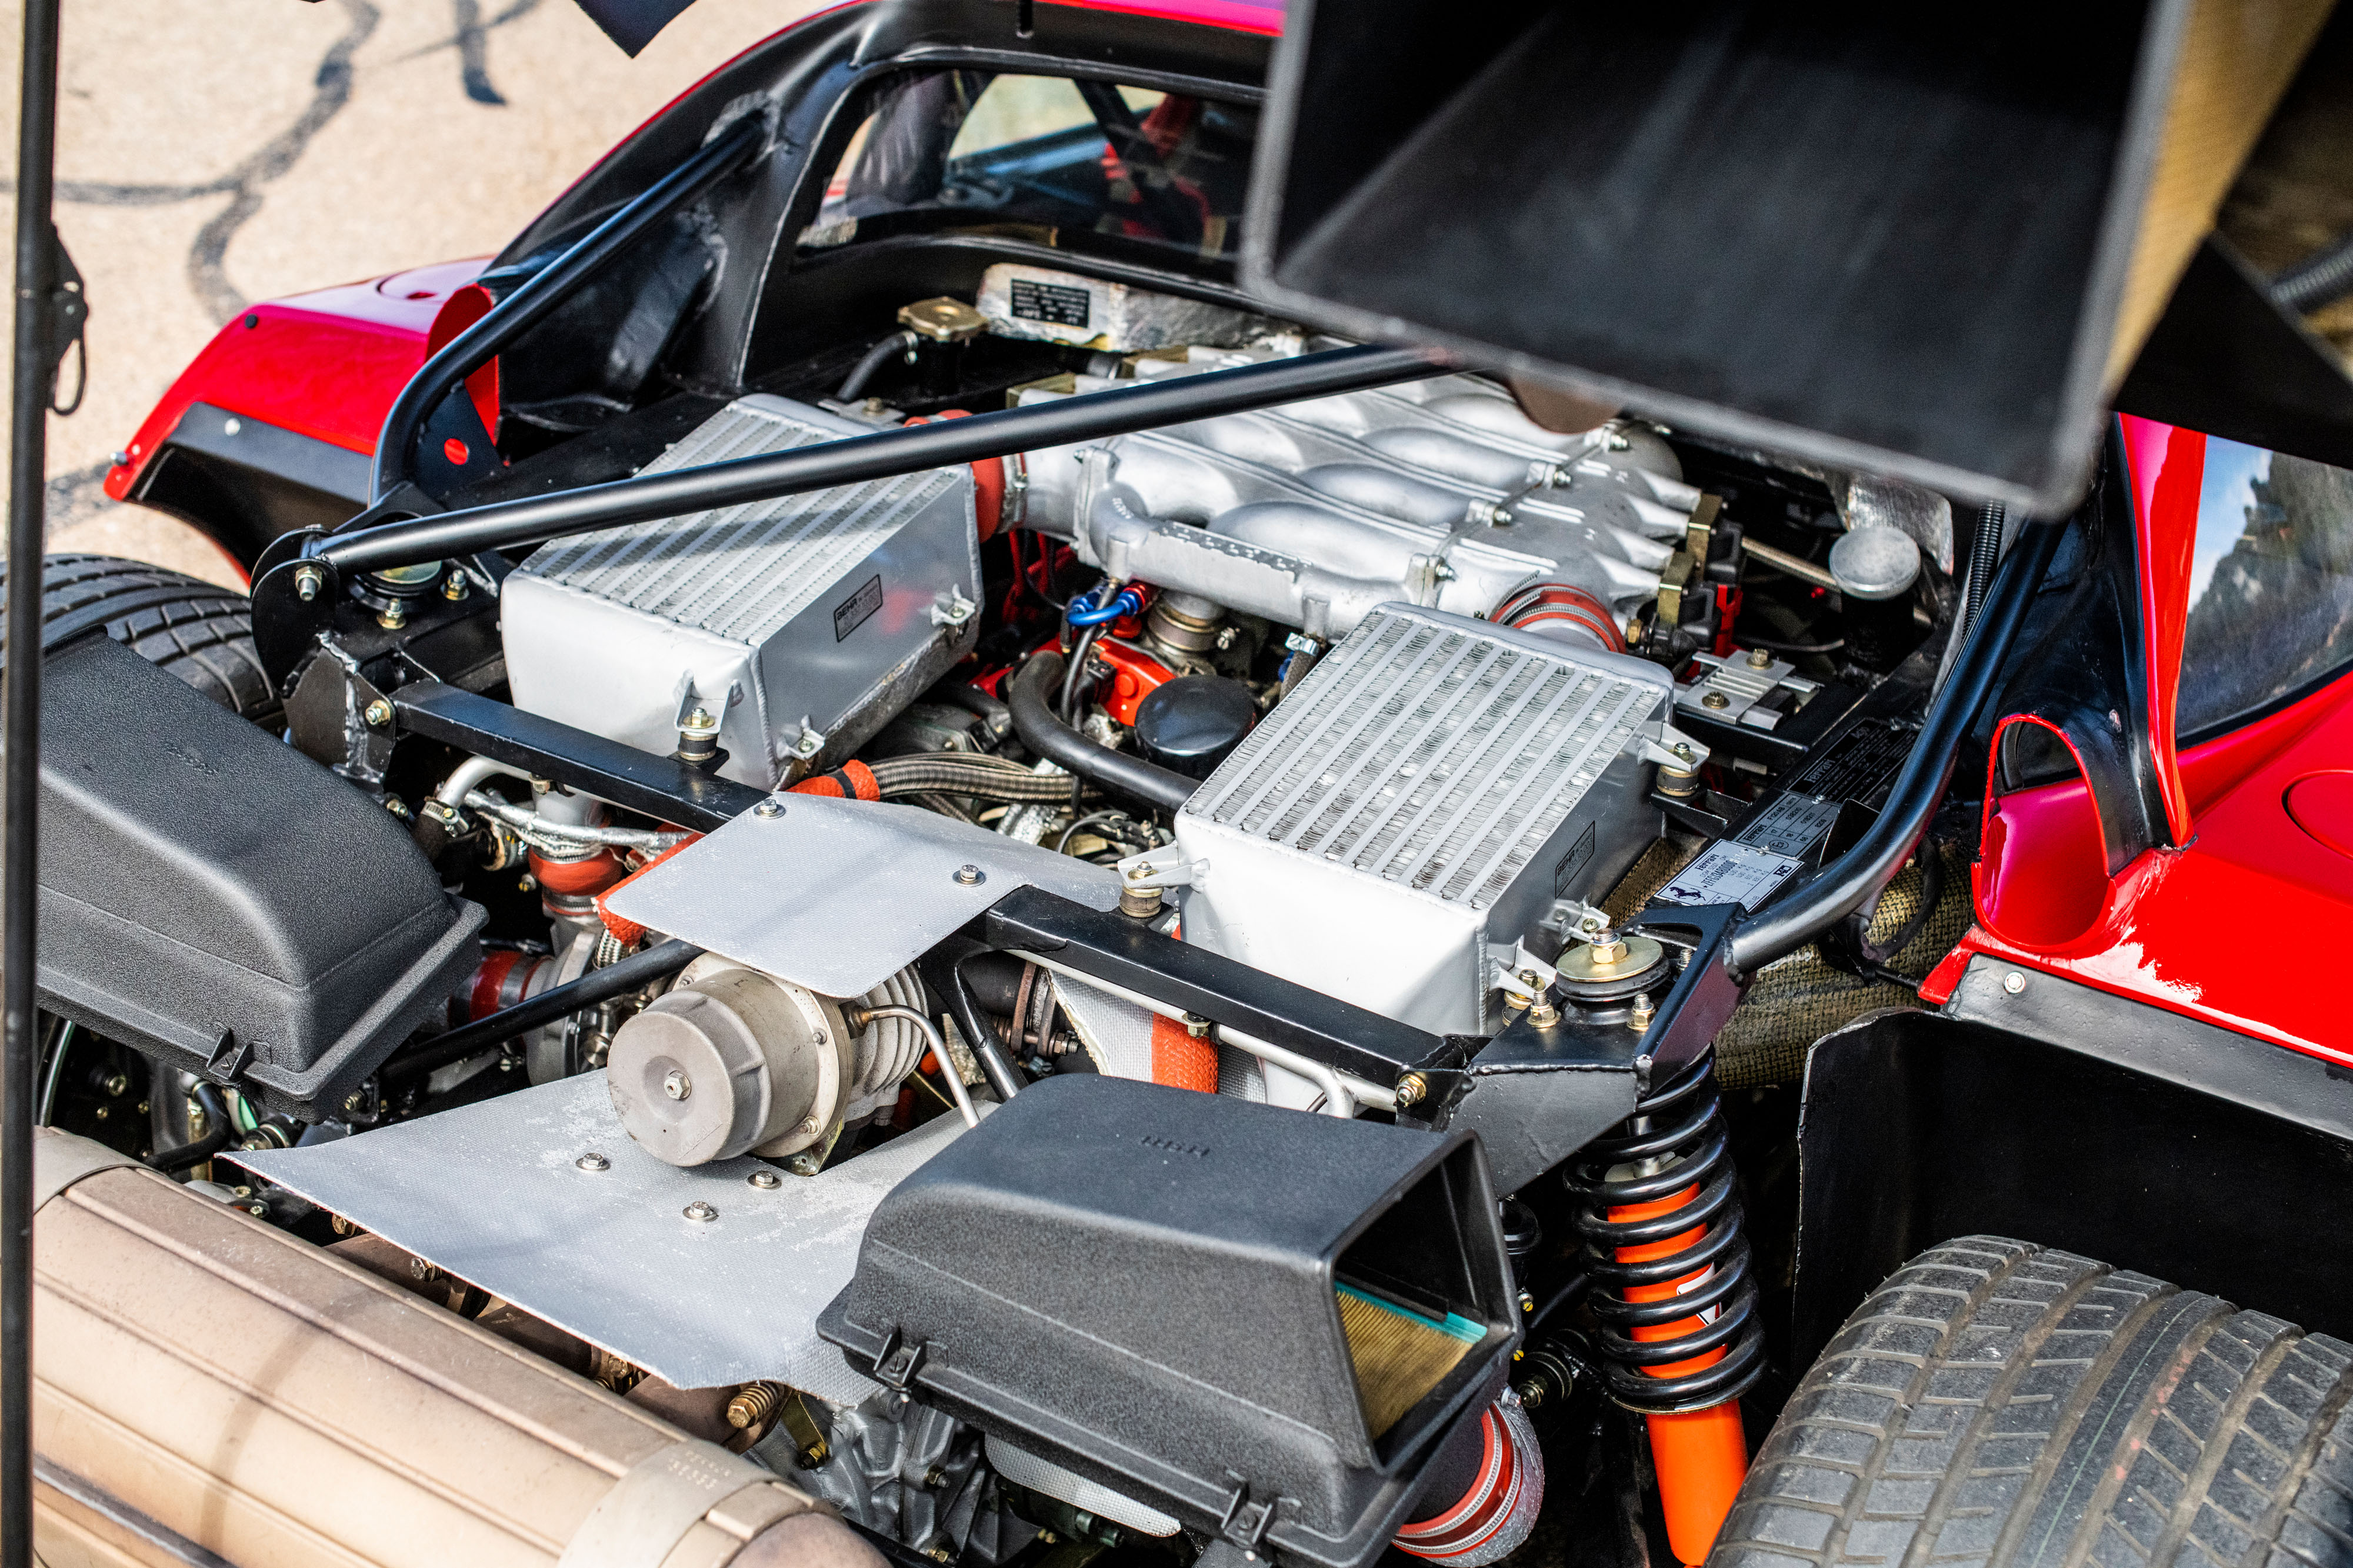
top-left (1015, 351), bottom-right (1696, 646)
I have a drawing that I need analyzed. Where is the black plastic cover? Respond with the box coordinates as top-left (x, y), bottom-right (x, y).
top-left (819, 1076), bottom-right (1515, 1568)
top-left (1134, 675), bottom-right (1255, 779)
top-left (35, 635), bottom-right (484, 1119)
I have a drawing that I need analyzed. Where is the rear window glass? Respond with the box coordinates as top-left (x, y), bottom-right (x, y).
top-left (2177, 436), bottom-right (2353, 741)
top-left (800, 71), bottom-right (1257, 265)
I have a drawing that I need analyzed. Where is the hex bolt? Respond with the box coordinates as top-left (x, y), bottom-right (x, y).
top-left (1395, 1072), bottom-right (1428, 1109)
top-left (1629, 993), bottom-right (1656, 1033)
top-left (292, 563), bottom-right (324, 601)
top-left (2003, 970), bottom-right (2027, 995)
top-left (364, 698), bottom-right (392, 728)
top-left (576, 1152), bottom-right (611, 1172)
top-left (753, 799), bottom-right (784, 819)
top-left (924, 1465), bottom-right (949, 1490)
top-left (1701, 690), bottom-right (1731, 709)
top-left (442, 571), bottom-right (468, 600)
top-left (1745, 647), bottom-right (1775, 669)
top-left (748, 1169), bottom-right (783, 1190)
top-left (683, 1201), bottom-right (718, 1223)
top-left (1182, 1013), bottom-right (1211, 1040)
top-left (662, 1069), bottom-right (692, 1101)
top-left (954, 864), bottom-right (985, 886)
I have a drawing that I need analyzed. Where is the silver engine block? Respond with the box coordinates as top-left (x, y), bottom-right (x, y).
top-left (1017, 351), bottom-right (1698, 645)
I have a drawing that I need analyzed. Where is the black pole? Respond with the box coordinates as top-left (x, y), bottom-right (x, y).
top-left (318, 344), bottom-right (1447, 578)
top-left (4, 0), bottom-right (61, 1560)
top-left (367, 112), bottom-right (766, 501)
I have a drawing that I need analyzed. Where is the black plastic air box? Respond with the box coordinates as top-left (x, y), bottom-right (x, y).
top-left (36, 635), bottom-right (484, 1119)
top-left (819, 1076), bottom-right (1516, 1568)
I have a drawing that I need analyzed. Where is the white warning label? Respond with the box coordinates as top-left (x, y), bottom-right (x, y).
top-left (1655, 840), bottom-right (1805, 912)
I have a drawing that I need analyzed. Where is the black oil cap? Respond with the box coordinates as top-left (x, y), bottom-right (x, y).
top-left (1133, 675), bottom-right (1255, 779)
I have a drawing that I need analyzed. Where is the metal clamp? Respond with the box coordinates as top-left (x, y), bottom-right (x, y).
top-left (556, 1439), bottom-right (800, 1568)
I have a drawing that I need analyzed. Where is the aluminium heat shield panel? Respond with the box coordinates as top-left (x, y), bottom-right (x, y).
top-left (501, 395), bottom-right (981, 789)
top-left (234, 1072), bottom-right (982, 1399)
top-left (1175, 603), bottom-right (1669, 1035)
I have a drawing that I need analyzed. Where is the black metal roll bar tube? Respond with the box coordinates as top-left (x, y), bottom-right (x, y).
top-left (324, 344), bottom-right (1446, 572)
top-left (365, 112), bottom-right (768, 503)
top-left (1723, 516), bottom-right (2066, 980)
top-left (4, 0), bottom-right (62, 1556)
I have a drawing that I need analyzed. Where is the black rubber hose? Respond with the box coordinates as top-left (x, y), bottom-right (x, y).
top-left (1961, 501), bottom-right (2004, 636)
top-left (2274, 230), bottom-right (2353, 313)
top-left (915, 942), bottom-right (1026, 1102)
top-left (1726, 518), bottom-right (2065, 979)
top-left (835, 329), bottom-right (918, 403)
top-left (936, 683), bottom-right (1012, 745)
top-left (151, 1083), bottom-right (232, 1175)
top-left (379, 938), bottom-right (704, 1085)
top-left (1008, 653), bottom-right (1197, 813)
top-left (1059, 625), bottom-right (1103, 722)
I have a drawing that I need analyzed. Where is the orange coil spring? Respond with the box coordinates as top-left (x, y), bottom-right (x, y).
top-left (1567, 1053), bottom-right (1763, 1565)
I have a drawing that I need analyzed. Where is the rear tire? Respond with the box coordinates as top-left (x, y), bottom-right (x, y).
top-left (1712, 1237), bottom-right (2353, 1568)
top-left (15, 554), bottom-right (278, 727)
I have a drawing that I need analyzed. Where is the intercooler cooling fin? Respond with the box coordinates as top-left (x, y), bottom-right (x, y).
top-left (1175, 603), bottom-right (1673, 1036)
top-left (501, 395), bottom-right (981, 788)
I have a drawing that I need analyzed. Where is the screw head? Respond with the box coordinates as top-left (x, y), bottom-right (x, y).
top-left (1701, 690), bottom-right (1731, 709)
top-left (683, 1201), bottom-right (718, 1223)
top-left (1745, 647), bottom-right (1775, 669)
top-left (2003, 970), bottom-right (2027, 995)
top-left (576, 1152), bottom-right (611, 1172)
top-left (753, 799), bottom-right (784, 818)
top-left (748, 1169), bottom-right (783, 1190)
top-left (954, 863), bottom-right (985, 886)
top-left (662, 1069), bottom-right (691, 1101)
top-left (364, 698), bottom-right (392, 728)
top-left (1672, 742), bottom-right (1695, 761)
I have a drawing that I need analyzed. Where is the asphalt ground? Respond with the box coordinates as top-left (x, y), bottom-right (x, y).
top-left (0, 0), bottom-right (822, 588)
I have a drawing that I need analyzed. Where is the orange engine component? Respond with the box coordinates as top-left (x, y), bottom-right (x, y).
top-left (1148, 1012), bottom-right (1219, 1093)
top-left (1091, 638), bottom-right (1179, 726)
top-left (1611, 1183), bottom-right (1749, 1567)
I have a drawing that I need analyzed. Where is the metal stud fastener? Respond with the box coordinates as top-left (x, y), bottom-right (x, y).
top-left (1701, 690), bottom-right (1731, 709)
top-left (292, 562), bottom-right (324, 601)
top-left (753, 799), bottom-right (784, 818)
top-left (364, 699), bottom-right (392, 728)
top-left (2003, 970), bottom-right (2027, 995)
top-left (748, 1169), bottom-right (782, 1190)
top-left (662, 1069), bottom-right (691, 1101)
top-left (1394, 1072), bottom-right (1427, 1109)
top-left (954, 864), bottom-right (985, 886)
top-left (576, 1152), bottom-right (610, 1172)
top-left (683, 1201), bottom-right (718, 1223)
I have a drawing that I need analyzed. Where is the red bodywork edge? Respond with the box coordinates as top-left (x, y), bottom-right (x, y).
top-left (1928, 418), bottom-right (2353, 1066)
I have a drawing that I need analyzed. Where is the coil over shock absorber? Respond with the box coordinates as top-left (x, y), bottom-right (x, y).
top-left (1568, 1049), bottom-right (1766, 1567)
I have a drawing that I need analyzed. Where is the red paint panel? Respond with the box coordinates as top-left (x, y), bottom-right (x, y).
top-left (106, 258), bottom-right (488, 505)
top-left (2117, 414), bottom-right (2198, 842)
top-left (1948, 666), bottom-right (2353, 1063)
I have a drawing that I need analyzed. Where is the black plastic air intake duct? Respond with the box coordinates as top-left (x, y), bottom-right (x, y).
top-left (34, 635), bottom-right (484, 1120)
top-left (819, 1076), bottom-right (1518, 1568)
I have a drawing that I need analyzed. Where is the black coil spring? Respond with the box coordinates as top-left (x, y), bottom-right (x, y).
top-left (1564, 1052), bottom-right (1767, 1414)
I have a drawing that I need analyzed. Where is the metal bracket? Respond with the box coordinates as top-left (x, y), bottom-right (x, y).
top-left (1676, 649), bottom-right (1822, 732)
top-left (41, 225), bottom-right (86, 416)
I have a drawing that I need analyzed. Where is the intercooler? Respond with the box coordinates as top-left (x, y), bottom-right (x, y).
top-left (1174, 603), bottom-right (1676, 1037)
top-left (502, 395), bottom-right (982, 789)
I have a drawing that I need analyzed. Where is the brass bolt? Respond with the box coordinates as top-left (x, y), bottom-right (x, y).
top-left (727, 1382), bottom-right (783, 1430)
top-left (1700, 690), bottom-right (1730, 710)
top-left (1588, 938), bottom-right (1628, 968)
top-left (1745, 647), bottom-right (1774, 669)
top-left (364, 698), bottom-right (393, 728)
top-left (1629, 993), bottom-right (1655, 1033)
top-left (1528, 996), bottom-right (1560, 1029)
top-left (442, 571), bottom-right (469, 600)
top-left (1395, 1073), bottom-right (1428, 1108)
top-left (100, 1071), bottom-right (128, 1097)
top-left (376, 600), bottom-right (407, 631)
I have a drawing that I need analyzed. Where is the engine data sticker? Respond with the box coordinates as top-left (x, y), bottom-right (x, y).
top-left (832, 574), bottom-right (884, 642)
top-left (1009, 278), bottom-right (1091, 329)
top-left (1656, 840), bottom-right (1804, 912)
top-left (1735, 793), bottom-right (1841, 859)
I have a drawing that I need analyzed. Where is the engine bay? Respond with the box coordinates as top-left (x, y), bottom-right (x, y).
top-left (48, 254), bottom-right (1985, 1568)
